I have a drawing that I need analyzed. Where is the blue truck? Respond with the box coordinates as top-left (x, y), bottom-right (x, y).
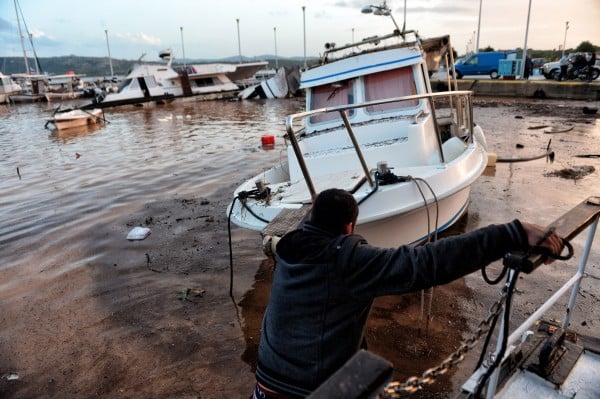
top-left (451, 51), bottom-right (517, 79)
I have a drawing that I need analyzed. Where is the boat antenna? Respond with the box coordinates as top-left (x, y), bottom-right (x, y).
top-left (361, 1), bottom-right (402, 35)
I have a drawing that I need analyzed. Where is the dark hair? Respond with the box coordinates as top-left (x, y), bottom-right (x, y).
top-left (310, 188), bottom-right (359, 234)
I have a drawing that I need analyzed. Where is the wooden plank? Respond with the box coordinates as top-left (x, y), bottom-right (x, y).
top-left (514, 196), bottom-right (600, 273)
top-left (548, 196), bottom-right (600, 242)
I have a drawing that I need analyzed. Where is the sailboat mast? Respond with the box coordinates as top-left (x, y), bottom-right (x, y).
top-left (14, 0), bottom-right (30, 75)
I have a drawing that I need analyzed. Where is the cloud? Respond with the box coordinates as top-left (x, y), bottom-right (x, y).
top-left (116, 32), bottom-right (162, 46)
top-left (0, 17), bottom-right (13, 31)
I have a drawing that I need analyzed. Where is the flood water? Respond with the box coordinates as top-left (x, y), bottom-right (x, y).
top-left (0, 98), bottom-right (304, 276)
top-left (1, 96), bottom-right (599, 398)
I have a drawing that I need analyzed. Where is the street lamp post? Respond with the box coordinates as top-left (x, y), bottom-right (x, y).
top-left (521, 0), bottom-right (532, 78)
top-left (180, 26), bottom-right (186, 69)
top-left (302, 6), bottom-right (306, 69)
top-left (562, 21), bottom-right (569, 57)
top-left (105, 29), bottom-right (114, 77)
top-left (475, 0), bottom-right (482, 53)
top-left (236, 18), bottom-right (242, 64)
top-left (361, 2), bottom-right (400, 33)
top-left (274, 27), bottom-right (278, 69)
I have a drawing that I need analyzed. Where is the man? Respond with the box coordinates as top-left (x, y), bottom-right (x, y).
top-left (558, 54), bottom-right (569, 81)
top-left (585, 52), bottom-right (597, 82)
top-left (252, 189), bottom-right (564, 399)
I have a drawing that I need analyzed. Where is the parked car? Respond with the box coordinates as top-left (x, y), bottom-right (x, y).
top-left (450, 51), bottom-right (517, 79)
top-left (542, 53), bottom-right (599, 80)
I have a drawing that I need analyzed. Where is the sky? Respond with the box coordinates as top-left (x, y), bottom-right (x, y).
top-left (1, 0), bottom-right (599, 64)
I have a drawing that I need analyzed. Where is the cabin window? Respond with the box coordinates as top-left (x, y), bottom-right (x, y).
top-left (144, 76), bottom-right (158, 88)
top-left (118, 78), bottom-right (137, 93)
top-left (364, 67), bottom-right (418, 113)
top-left (309, 80), bottom-right (354, 124)
top-left (193, 78), bottom-right (216, 87)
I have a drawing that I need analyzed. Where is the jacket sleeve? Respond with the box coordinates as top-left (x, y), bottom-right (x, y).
top-left (337, 220), bottom-right (529, 297)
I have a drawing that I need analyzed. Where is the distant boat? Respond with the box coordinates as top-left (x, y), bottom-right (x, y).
top-left (46, 108), bottom-right (105, 131)
top-left (81, 50), bottom-right (268, 109)
top-left (0, 72), bottom-right (22, 104)
top-left (238, 66), bottom-right (301, 100)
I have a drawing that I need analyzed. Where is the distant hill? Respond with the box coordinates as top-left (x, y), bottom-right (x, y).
top-left (1, 55), bottom-right (318, 77)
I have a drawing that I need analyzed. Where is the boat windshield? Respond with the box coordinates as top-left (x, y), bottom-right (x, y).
top-left (364, 67), bottom-right (418, 113)
top-left (309, 80), bottom-right (354, 124)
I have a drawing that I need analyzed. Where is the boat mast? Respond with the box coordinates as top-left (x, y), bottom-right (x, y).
top-left (14, 0), bottom-right (30, 75)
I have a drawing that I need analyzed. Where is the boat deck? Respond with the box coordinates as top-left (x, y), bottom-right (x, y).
top-left (494, 320), bottom-right (600, 399)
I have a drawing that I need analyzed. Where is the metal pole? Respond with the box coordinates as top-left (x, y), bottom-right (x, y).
top-left (521, 0), bottom-right (532, 78)
top-left (402, 0), bottom-right (406, 32)
top-left (14, 0), bottom-right (30, 75)
top-left (562, 21), bottom-right (569, 57)
top-left (563, 218), bottom-right (598, 329)
top-left (180, 26), bottom-right (186, 69)
top-left (105, 29), bottom-right (114, 77)
top-left (475, 0), bottom-right (482, 53)
top-left (302, 6), bottom-right (307, 69)
top-left (274, 27), bottom-right (278, 69)
top-left (236, 18), bottom-right (242, 63)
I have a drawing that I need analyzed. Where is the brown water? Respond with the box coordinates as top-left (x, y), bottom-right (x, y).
top-left (0, 99), bottom-right (303, 276)
top-left (1, 97), bottom-right (599, 398)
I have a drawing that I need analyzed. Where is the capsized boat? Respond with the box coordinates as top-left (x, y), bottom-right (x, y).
top-left (80, 50), bottom-right (269, 109)
top-left (46, 108), bottom-right (104, 131)
top-left (81, 50), bottom-right (183, 109)
top-left (227, 28), bottom-right (488, 247)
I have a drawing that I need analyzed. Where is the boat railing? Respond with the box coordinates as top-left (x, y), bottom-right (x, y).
top-left (460, 197), bottom-right (600, 398)
top-left (285, 90), bottom-right (475, 198)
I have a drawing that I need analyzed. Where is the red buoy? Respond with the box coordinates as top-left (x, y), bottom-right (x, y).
top-left (261, 135), bottom-right (275, 146)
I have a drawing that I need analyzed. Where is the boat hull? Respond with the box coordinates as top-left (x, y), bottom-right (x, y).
top-left (355, 187), bottom-right (471, 247)
top-left (52, 109), bottom-right (104, 130)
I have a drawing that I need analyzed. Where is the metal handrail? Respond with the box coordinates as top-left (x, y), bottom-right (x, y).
top-left (284, 90), bottom-right (475, 198)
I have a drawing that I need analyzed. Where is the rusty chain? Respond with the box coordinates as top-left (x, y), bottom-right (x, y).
top-left (381, 286), bottom-right (509, 398)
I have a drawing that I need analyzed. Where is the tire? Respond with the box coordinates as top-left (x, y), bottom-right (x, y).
top-left (490, 70), bottom-right (499, 79)
top-left (545, 69), bottom-right (558, 79)
top-left (452, 70), bottom-right (463, 79)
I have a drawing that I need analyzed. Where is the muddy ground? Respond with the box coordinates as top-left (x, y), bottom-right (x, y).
top-left (1, 98), bottom-right (598, 398)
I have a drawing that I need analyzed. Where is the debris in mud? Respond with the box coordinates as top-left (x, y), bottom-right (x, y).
top-left (126, 226), bottom-right (151, 240)
top-left (544, 125), bottom-right (574, 134)
top-left (180, 288), bottom-right (206, 302)
top-left (544, 165), bottom-right (595, 180)
top-left (528, 125), bottom-right (549, 130)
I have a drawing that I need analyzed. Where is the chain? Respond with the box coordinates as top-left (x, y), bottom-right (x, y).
top-left (381, 287), bottom-right (509, 398)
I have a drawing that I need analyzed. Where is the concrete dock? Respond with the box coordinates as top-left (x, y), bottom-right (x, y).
top-left (431, 78), bottom-right (599, 101)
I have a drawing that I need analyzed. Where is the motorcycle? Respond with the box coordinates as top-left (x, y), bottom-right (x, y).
top-left (554, 53), bottom-right (599, 81)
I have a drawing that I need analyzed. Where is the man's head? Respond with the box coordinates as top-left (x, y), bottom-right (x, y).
top-left (309, 188), bottom-right (359, 235)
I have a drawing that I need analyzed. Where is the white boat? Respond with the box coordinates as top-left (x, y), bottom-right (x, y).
top-left (238, 66), bottom-right (301, 100)
top-left (0, 72), bottom-right (23, 104)
top-left (80, 50), bottom-right (269, 109)
top-left (227, 27), bottom-right (488, 247)
top-left (81, 50), bottom-right (184, 109)
top-left (46, 108), bottom-right (104, 131)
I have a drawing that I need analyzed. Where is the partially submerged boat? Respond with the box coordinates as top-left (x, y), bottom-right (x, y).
top-left (0, 72), bottom-right (22, 104)
top-left (46, 108), bottom-right (104, 131)
top-left (81, 50), bottom-right (268, 109)
top-left (237, 66), bottom-right (301, 100)
top-left (227, 27), bottom-right (488, 247)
